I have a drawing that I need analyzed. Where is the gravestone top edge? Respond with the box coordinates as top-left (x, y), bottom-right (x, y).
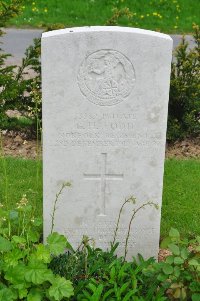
top-left (42, 26), bottom-right (173, 41)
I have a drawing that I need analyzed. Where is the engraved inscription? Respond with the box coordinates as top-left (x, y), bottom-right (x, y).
top-left (54, 112), bottom-right (163, 148)
top-left (84, 153), bottom-right (123, 216)
top-left (78, 49), bottom-right (135, 106)
top-left (57, 131), bottom-right (163, 148)
top-left (64, 223), bottom-right (156, 251)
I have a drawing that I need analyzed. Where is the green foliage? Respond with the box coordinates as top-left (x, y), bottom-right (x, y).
top-left (0, 113), bottom-right (34, 131)
top-left (167, 24), bottom-right (200, 141)
top-left (0, 222), bottom-right (74, 300)
top-left (50, 242), bottom-right (166, 301)
top-left (146, 228), bottom-right (200, 300)
top-left (0, 175), bottom-right (74, 300)
top-left (49, 227), bottom-right (200, 301)
top-left (0, 0), bottom-right (41, 133)
top-left (0, 171), bottom-right (199, 300)
top-left (0, 192), bottom-right (41, 239)
top-left (0, 37), bottom-right (41, 132)
top-left (3, 0), bottom-right (200, 33)
top-left (0, 0), bottom-right (23, 26)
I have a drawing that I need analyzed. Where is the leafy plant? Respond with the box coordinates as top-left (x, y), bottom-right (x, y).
top-left (50, 197), bottom-right (162, 300)
top-left (0, 37), bottom-right (41, 132)
top-left (0, 0), bottom-right (41, 133)
top-left (0, 178), bottom-right (199, 300)
top-left (0, 182), bottom-right (74, 300)
top-left (49, 225), bottom-right (200, 300)
top-left (0, 193), bottom-right (40, 239)
top-left (0, 193), bottom-right (74, 300)
top-left (167, 24), bottom-right (200, 141)
top-left (145, 228), bottom-right (200, 300)
top-left (0, 231), bottom-right (74, 300)
top-left (50, 242), bottom-right (168, 300)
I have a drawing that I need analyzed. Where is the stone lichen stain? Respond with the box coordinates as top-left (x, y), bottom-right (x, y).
top-left (149, 158), bottom-right (157, 167)
top-left (147, 105), bottom-right (162, 123)
top-left (74, 216), bottom-right (83, 225)
top-left (95, 208), bottom-right (101, 216)
top-left (130, 180), bottom-right (142, 190)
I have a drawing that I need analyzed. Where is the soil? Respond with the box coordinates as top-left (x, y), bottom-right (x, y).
top-left (0, 130), bottom-right (41, 159)
top-left (1, 130), bottom-right (199, 160)
top-left (166, 137), bottom-right (200, 159)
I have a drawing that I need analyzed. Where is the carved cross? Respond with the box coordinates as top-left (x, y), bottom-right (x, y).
top-left (83, 153), bottom-right (123, 216)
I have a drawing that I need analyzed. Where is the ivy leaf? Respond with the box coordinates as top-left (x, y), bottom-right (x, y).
top-left (0, 235), bottom-right (12, 252)
top-left (47, 232), bottom-right (67, 256)
top-left (25, 260), bottom-right (54, 284)
top-left (48, 276), bottom-right (74, 301)
top-left (27, 288), bottom-right (43, 301)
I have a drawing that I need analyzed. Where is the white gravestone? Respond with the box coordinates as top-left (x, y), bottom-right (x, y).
top-left (42, 26), bottom-right (172, 259)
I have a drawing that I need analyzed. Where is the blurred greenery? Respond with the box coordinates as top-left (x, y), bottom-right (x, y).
top-left (3, 0), bottom-right (200, 33)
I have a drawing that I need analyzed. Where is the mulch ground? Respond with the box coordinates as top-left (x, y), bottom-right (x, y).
top-left (166, 137), bottom-right (200, 159)
top-left (1, 130), bottom-right (41, 159)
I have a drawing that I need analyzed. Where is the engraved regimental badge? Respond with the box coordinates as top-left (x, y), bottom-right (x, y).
top-left (78, 49), bottom-right (135, 106)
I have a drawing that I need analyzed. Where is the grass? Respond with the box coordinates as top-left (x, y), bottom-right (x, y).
top-left (161, 158), bottom-right (200, 238)
top-left (0, 157), bottom-right (42, 219)
top-left (5, 0), bottom-right (199, 33)
top-left (0, 156), bottom-right (199, 239)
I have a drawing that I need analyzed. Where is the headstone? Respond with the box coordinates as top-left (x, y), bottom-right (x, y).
top-left (42, 26), bottom-right (172, 259)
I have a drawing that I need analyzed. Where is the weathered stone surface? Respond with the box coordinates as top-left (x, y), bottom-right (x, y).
top-left (42, 26), bottom-right (172, 259)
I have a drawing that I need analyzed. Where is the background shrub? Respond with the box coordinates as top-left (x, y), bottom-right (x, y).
top-left (0, 0), bottom-right (41, 134)
top-left (167, 24), bottom-right (200, 141)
